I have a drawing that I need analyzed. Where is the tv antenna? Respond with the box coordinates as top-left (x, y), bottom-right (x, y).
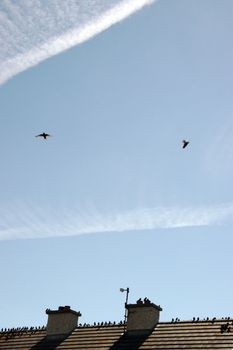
top-left (120, 287), bottom-right (129, 332)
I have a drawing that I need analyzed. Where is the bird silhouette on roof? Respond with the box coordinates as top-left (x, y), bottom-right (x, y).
top-left (35, 132), bottom-right (51, 139)
top-left (182, 139), bottom-right (189, 149)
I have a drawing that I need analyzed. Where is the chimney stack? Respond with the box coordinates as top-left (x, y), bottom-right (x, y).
top-left (126, 298), bottom-right (162, 334)
top-left (46, 306), bottom-right (81, 336)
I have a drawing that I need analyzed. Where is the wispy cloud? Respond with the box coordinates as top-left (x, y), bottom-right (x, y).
top-left (203, 119), bottom-right (233, 176)
top-left (0, 0), bottom-right (156, 84)
top-left (0, 202), bottom-right (233, 240)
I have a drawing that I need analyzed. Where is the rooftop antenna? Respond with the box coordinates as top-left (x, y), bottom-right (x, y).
top-left (120, 287), bottom-right (129, 333)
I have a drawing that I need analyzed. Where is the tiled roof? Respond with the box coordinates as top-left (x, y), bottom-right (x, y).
top-left (1, 319), bottom-right (233, 350)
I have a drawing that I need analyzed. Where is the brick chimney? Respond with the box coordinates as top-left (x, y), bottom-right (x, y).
top-left (126, 298), bottom-right (162, 334)
top-left (46, 306), bottom-right (81, 336)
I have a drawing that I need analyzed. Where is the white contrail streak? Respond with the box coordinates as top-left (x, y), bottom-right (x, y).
top-left (0, 202), bottom-right (233, 241)
top-left (0, 0), bottom-right (156, 85)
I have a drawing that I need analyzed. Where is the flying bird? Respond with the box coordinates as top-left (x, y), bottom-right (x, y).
top-left (35, 132), bottom-right (51, 139)
top-left (182, 140), bottom-right (189, 149)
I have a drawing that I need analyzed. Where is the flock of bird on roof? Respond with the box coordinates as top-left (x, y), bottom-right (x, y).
top-left (171, 316), bottom-right (232, 323)
top-left (36, 132), bottom-right (190, 149)
top-left (0, 318), bottom-right (232, 338)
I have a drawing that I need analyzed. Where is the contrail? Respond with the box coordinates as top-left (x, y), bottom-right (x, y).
top-left (0, 0), bottom-right (156, 85)
top-left (0, 202), bottom-right (233, 241)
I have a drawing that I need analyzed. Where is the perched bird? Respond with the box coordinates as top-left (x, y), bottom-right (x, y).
top-left (182, 139), bottom-right (189, 149)
top-left (35, 132), bottom-right (51, 139)
top-left (212, 317), bottom-right (216, 324)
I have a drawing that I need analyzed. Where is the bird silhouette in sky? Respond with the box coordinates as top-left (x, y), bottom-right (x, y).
top-left (35, 132), bottom-right (51, 139)
top-left (182, 140), bottom-right (189, 149)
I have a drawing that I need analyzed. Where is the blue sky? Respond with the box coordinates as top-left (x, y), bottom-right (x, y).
top-left (1, 0), bottom-right (233, 327)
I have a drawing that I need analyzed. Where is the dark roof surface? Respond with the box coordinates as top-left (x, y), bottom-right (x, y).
top-left (1, 319), bottom-right (233, 350)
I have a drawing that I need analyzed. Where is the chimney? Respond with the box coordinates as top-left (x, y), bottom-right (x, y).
top-left (126, 298), bottom-right (162, 334)
top-left (46, 306), bottom-right (81, 336)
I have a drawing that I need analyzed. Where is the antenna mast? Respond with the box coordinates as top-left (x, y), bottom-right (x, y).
top-left (120, 287), bottom-right (129, 332)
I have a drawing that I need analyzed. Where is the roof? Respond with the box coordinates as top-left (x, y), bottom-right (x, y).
top-left (1, 319), bottom-right (233, 350)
